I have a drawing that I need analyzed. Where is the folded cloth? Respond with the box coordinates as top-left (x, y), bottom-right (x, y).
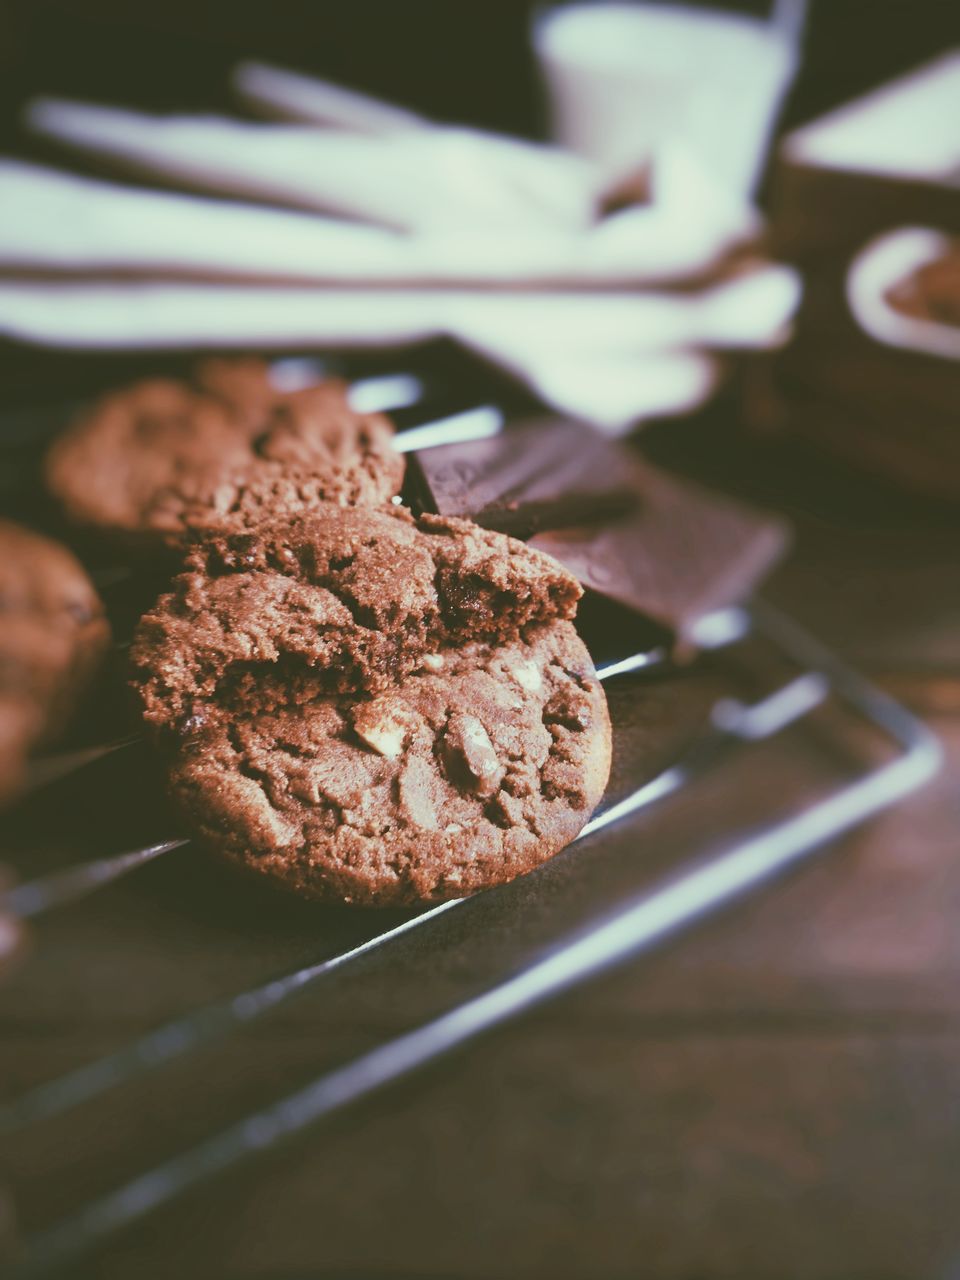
top-left (0, 157), bottom-right (757, 287)
top-left (233, 60), bottom-right (431, 134)
top-left (475, 351), bottom-right (721, 434)
top-left (11, 65), bottom-right (800, 430)
top-left (452, 269), bottom-right (797, 430)
top-left (0, 271), bottom-right (799, 353)
top-left (25, 98), bottom-right (597, 235)
top-left (231, 60), bottom-right (749, 248)
top-left (0, 268), bottom-right (799, 429)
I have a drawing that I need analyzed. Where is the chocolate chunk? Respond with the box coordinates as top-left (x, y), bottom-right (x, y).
top-left (353, 695), bottom-right (419, 760)
top-left (473, 491), bottom-right (638, 539)
top-left (411, 422), bottom-right (637, 535)
top-left (416, 418), bottom-right (788, 637)
top-left (441, 712), bottom-right (504, 798)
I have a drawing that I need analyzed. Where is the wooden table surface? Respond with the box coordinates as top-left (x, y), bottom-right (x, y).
top-left (2, 401), bottom-right (959, 1280)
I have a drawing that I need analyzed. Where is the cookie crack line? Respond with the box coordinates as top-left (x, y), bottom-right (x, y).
top-left (130, 503), bottom-right (584, 737)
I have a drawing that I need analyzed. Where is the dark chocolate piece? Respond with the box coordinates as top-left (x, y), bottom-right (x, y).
top-left (412, 418), bottom-right (636, 523)
top-left (473, 489), bottom-right (637, 539)
top-left (416, 418), bottom-right (789, 637)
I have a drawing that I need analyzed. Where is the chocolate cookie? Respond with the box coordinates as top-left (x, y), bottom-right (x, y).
top-left (168, 623), bottom-right (611, 906)
top-left (0, 520), bottom-right (111, 804)
top-left (45, 358), bottom-right (404, 553)
top-left (130, 504), bottom-right (583, 736)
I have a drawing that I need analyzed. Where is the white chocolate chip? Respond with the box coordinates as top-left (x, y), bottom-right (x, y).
top-left (464, 718), bottom-right (490, 745)
top-left (353, 699), bottom-right (417, 760)
top-left (421, 653), bottom-right (445, 672)
top-left (355, 718), bottom-right (405, 759)
top-left (509, 659), bottom-right (542, 693)
top-left (442, 713), bottom-right (503, 798)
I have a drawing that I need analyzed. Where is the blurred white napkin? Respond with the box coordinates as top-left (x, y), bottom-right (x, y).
top-left (0, 155), bottom-right (757, 286)
top-left (6, 66), bottom-right (801, 429)
top-left (0, 271), bottom-right (798, 350)
top-left (26, 97), bottom-right (596, 235)
top-left (233, 61), bottom-right (432, 133)
top-left (0, 269), bottom-right (799, 431)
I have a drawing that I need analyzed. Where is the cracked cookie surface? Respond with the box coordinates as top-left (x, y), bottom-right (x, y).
top-left (130, 503), bottom-right (583, 736)
top-left (167, 622), bottom-right (611, 906)
top-left (45, 358), bottom-right (404, 553)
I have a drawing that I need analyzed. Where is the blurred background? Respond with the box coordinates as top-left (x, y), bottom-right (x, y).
top-left (0, 0), bottom-right (958, 475)
top-left (2, 3), bottom-right (960, 1279)
top-left (1, 0), bottom-right (957, 138)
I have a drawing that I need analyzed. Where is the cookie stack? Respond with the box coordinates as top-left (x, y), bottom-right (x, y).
top-left (45, 358), bottom-right (611, 906)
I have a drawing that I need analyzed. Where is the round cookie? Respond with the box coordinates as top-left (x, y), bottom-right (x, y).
top-left (130, 504), bottom-right (583, 737)
top-left (167, 623), bottom-right (611, 906)
top-left (45, 358), bottom-right (404, 553)
top-left (0, 520), bottom-right (111, 804)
